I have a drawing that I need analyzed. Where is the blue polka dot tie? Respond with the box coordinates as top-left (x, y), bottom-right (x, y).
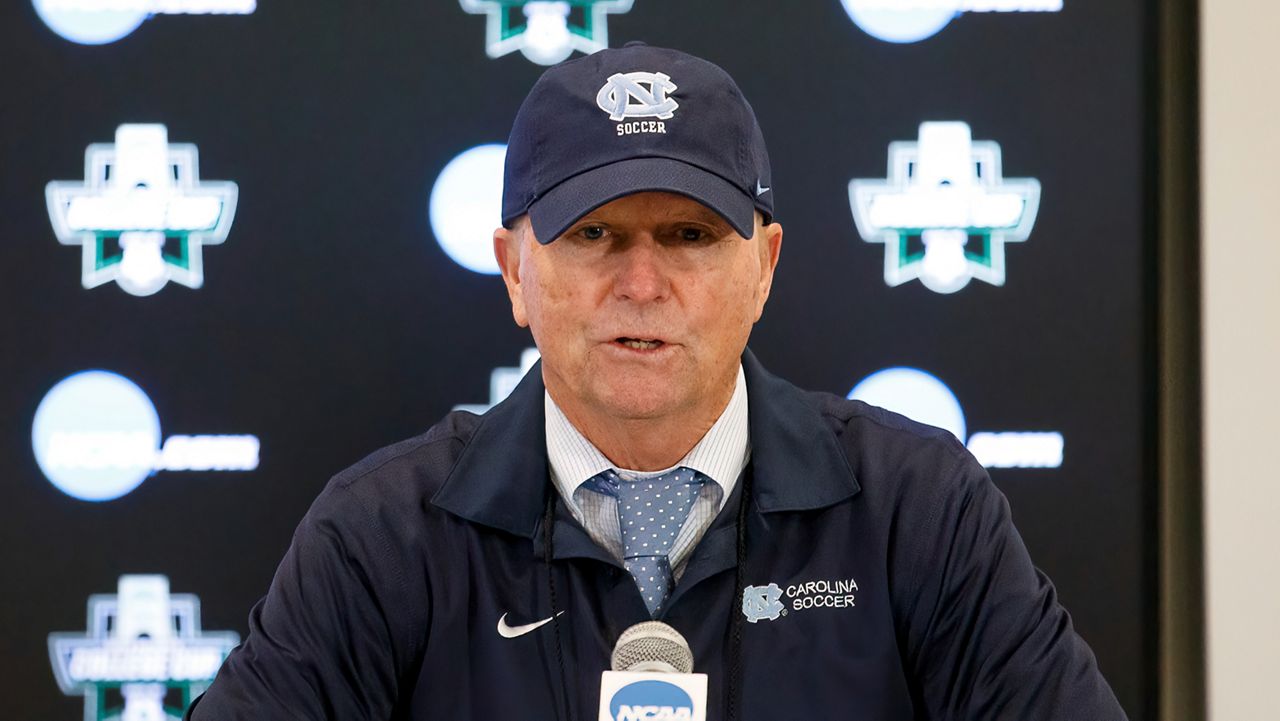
top-left (586, 467), bottom-right (706, 617)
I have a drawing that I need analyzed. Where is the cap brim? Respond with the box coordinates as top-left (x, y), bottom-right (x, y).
top-left (526, 157), bottom-right (756, 244)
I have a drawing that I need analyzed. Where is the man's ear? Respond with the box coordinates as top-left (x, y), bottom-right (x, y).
top-left (493, 224), bottom-right (529, 328)
top-left (753, 220), bottom-right (783, 322)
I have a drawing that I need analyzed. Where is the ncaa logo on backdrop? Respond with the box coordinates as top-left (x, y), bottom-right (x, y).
top-left (429, 143), bottom-right (507, 274)
top-left (49, 575), bottom-right (238, 721)
top-left (31, 370), bottom-right (259, 502)
top-left (849, 367), bottom-right (1064, 469)
top-left (460, 0), bottom-right (634, 65)
top-left (840, 0), bottom-right (1062, 44)
top-left (47, 124), bottom-right (238, 296)
top-left (33, 0), bottom-right (255, 45)
top-left (849, 122), bottom-right (1040, 294)
top-left (608, 680), bottom-right (694, 721)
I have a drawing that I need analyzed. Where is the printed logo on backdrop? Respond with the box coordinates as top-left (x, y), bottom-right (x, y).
top-left (839, 0), bottom-right (1062, 44)
top-left (33, 0), bottom-right (255, 45)
top-left (849, 121), bottom-right (1040, 294)
top-left (455, 348), bottom-right (541, 413)
top-left (47, 124), bottom-right (238, 296)
top-left (849, 367), bottom-right (1065, 469)
top-left (460, 0), bottom-right (634, 65)
top-left (49, 575), bottom-right (238, 721)
top-left (429, 143), bottom-right (507, 274)
top-left (31, 370), bottom-right (259, 502)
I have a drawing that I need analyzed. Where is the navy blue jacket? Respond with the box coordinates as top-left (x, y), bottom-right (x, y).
top-left (188, 351), bottom-right (1127, 720)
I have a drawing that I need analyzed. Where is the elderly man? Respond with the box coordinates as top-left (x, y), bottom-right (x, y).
top-left (188, 44), bottom-right (1126, 720)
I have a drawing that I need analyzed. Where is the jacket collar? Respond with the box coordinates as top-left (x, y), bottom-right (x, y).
top-left (430, 349), bottom-right (861, 538)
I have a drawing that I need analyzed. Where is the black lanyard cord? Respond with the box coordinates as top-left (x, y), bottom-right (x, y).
top-left (725, 469), bottom-right (751, 721)
top-left (544, 492), bottom-right (572, 721)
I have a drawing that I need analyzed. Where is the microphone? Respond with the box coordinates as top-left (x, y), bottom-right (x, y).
top-left (612, 621), bottom-right (694, 673)
top-left (598, 621), bottom-right (708, 721)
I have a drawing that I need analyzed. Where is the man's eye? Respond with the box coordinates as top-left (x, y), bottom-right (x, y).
top-left (580, 226), bottom-right (605, 240)
top-left (678, 228), bottom-right (704, 242)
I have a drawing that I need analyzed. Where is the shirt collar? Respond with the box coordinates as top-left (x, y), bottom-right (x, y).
top-left (545, 365), bottom-right (750, 516)
top-left (431, 349), bottom-right (860, 539)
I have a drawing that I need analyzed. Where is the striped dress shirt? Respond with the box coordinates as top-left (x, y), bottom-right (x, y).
top-left (545, 365), bottom-right (751, 580)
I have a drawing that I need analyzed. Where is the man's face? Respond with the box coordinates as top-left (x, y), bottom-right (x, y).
top-left (495, 192), bottom-right (782, 423)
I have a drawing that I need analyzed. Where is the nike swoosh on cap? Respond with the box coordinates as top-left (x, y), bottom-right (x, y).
top-left (755, 180), bottom-right (771, 196)
top-left (497, 611), bottom-right (565, 638)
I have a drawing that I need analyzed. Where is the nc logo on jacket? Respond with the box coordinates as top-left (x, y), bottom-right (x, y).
top-left (741, 583), bottom-right (785, 623)
top-left (597, 71), bottom-right (679, 121)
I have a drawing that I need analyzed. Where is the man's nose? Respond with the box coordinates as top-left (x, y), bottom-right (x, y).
top-left (611, 236), bottom-right (670, 303)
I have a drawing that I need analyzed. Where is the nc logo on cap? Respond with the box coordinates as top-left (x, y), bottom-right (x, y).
top-left (596, 72), bottom-right (679, 121)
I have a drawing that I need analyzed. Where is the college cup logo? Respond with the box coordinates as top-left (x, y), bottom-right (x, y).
top-left (849, 121), bottom-right (1041, 294)
top-left (459, 0), bottom-right (634, 65)
top-left (48, 575), bottom-right (238, 721)
top-left (46, 124), bottom-right (238, 296)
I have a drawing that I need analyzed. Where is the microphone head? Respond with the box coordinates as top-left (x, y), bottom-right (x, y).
top-left (610, 621), bottom-right (695, 674)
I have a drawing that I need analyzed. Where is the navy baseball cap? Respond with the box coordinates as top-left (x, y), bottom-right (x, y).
top-left (502, 42), bottom-right (774, 244)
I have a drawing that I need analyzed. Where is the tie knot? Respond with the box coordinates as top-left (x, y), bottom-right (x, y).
top-left (585, 466), bottom-right (703, 499)
top-left (607, 467), bottom-right (705, 559)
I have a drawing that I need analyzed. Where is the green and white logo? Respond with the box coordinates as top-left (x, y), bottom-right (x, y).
top-left (849, 121), bottom-right (1041, 294)
top-left (459, 0), bottom-right (634, 65)
top-left (48, 575), bottom-right (238, 721)
top-left (47, 124), bottom-right (238, 297)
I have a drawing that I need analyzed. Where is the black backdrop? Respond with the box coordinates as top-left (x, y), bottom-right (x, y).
top-left (1, 1), bottom-right (1154, 718)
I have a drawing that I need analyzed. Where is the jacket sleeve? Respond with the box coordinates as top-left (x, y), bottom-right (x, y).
top-left (894, 449), bottom-right (1129, 721)
top-left (186, 481), bottom-right (414, 720)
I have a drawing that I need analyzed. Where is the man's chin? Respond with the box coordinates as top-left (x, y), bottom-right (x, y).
top-left (588, 385), bottom-right (687, 423)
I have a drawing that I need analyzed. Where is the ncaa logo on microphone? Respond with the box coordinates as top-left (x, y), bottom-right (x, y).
top-left (607, 679), bottom-right (694, 721)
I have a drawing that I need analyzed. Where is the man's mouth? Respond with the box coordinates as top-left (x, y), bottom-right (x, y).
top-left (615, 337), bottom-right (665, 351)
